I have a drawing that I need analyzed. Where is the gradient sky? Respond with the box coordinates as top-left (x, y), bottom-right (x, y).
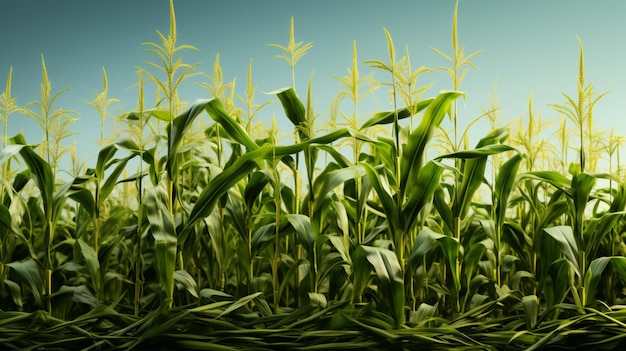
top-left (2, 0), bottom-right (626, 169)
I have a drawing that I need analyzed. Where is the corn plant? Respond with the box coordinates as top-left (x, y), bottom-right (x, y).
top-left (550, 37), bottom-right (608, 173)
top-left (23, 55), bottom-right (77, 176)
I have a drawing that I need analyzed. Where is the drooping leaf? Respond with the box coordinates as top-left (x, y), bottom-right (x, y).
top-left (352, 245), bottom-right (404, 326)
top-left (7, 259), bottom-right (43, 306)
top-left (543, 226), bottom-right (580, 276)
top-left (0, 144), bottom-right (24, 167)
top-left (145, 184), bottom-right (178, 306)
top-left (204, 98), bottom-right (259, 151)
top-left (360, 98), bottom-right (434, 130)
top-left (273, 87), bottom-right (306, 131)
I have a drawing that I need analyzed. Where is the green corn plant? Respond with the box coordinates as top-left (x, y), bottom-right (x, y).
top-left (11, 133), bottom-right (73, 314)
top-left (141, 0), bottom-right (199, 216)
top-left (24, 55), bottom-right (77, 176)
top-left (130, 70), bottom-right (148, 315)
top-left (142, 0), bottom-right (199, 119)
top-left (3, 2), bottom-right (626, 348)
top-left (269, 18), bottom-right (314, 246)
top-left (431, 0), bottom-right (481, 152)
top-left (433, 128), bottom-right (516, 312)
top-left (238, 59), bottom-right (273, 138)
top-left (275, 84), bottom-right (316, 297)
top-left (520, 166), bottom-right (626, 311)
top-left (86, 67), bottom-right (119, 146)
top-left (0, 146), bottom-right (36, 311)
top-left (79, 68), bottom-right (120, 255)
top-left (331, 41), bottom-right (379, 245)
top-left (430, 0), bottom-right (480, 242)
top-left (550, 37), bottom-right (608, 173)
top-left (269, 116), bottom-right (283, 310)
top-left (358, 90), bottom-right (462, 320)
top-left (365, 28), bottom-right (402, 188)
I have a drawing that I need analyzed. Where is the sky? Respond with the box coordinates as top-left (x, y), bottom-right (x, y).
top-left (2, 0), bottom-right (626, 171)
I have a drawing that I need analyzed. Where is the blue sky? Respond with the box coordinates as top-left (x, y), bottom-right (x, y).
top-left (2, 0), bottom-right (626, 169)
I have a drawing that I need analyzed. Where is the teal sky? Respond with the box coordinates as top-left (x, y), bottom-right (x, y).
top-left (1, 1), bottom-right (626, 169)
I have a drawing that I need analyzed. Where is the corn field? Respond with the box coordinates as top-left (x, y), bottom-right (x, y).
top-left (2, 1), bottom-right (626, 350)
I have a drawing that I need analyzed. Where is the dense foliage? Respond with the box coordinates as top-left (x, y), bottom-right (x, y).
top-left (2, 1), bottom-right (626, 350)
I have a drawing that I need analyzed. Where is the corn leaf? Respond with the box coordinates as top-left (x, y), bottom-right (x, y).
top-left (543, 226), bottom-right (580, 276)
top-left (272, 87), bottom-right (306, 126)
top-left (182, 146), bottom-right (268, 238)
top-left (7, 259), bottom-right (43, 306)
top-left (11, 134), bottom-right (53, 219)
top-left (400, 91), bottom-right (463, 194)
top-left (362, 163), bottom-right (398, 235)
top-left (359, 98), bottom-right (434, 130)
top-left (0, 144), bottom-right (24, 167)
top-left (494, 153), bottom-right (523, 228)
top-left (353, 245), bottom-right (405, 326)
top-left (77, 239), bottom-right (102, 294)
top-left (167, 98), bottom-right (214, 182)
top-left (402, 161), bottom-right (443, 233)
top-left (145, 184), bottom-right (178, 306)
top-left (205, 98), bottom-right (259, 151)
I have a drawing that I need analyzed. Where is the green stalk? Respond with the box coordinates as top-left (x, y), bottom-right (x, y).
top-left (271, 117), bottom-right (281, 311)
top-left (134, 71), bottom-right (146, 316)
top-left (1, 67), bottom-right (17, 205)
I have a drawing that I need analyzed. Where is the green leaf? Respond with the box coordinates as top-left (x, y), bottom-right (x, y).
top-left (205, 98), bottom-right (259, 151)
top-left (217, 292), bottom-right (263, 318)
top-left (11, 134), bottom-right (54, 219)
top-left (400, 91), bottom-right (463, 194)
top-left (272, 128), bottom-right (351, 158)
top-left (583, 257), bottom-right (610, 306)
top-left (167, 99), bottom-right (214, 182)
top-left (409, 227), bottom-right (445, 267)
top-left (521, 295), bottom-right (539, 329)
top-left (77, 239), bottom-right (102, 294)
top-left (285, 214), bottom-right (315, 255)
top-left (7, 259), bottom-right (43, 306)
top-left (438, 236), bottom-right (461, 294)
top-left (146, 108), bottom-right (172, 122)
top-left (0, 203), bottom-right (12, 229)
top-left (362, 163), bottom-right (397, 235)
top-left (402, 161), bottom-right (443, 233)
top-left (182, 146), bottom-right (268, 238)
top-left (436, 143), bottom-right (516, 160)
top-left (494, 153), bottom-right (522, 228)
top-left (273, 87), bottom-right (306, 130)
top-left (353, 245), bottom-right (405, 326)
top-left (0, 144), bottom-right (24, 167)
top-left (145, 184), bottom-right (178, 307)
top-left (522, 171), bottom-right (572, 196)
top-left (174, 269), bottom-right (199, 299)
top-left (314, 165), bottom-right (365, 215)
top-left (359, 98), bottom-right (434, 130)
top-left (543, 226), bottom-right (580, 276)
